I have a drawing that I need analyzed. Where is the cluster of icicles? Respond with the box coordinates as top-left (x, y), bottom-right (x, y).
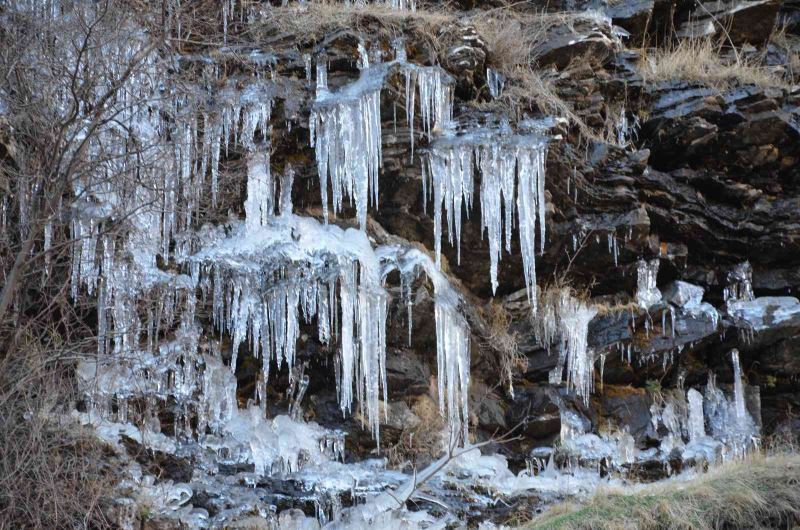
top-left (310, 42), bottom-right (551, 313)
top-left (656, 349), bottom-right (760, 463)
top-left (67, 33), bottom-right (481, 446)
top-left (533, 288), bottom-right (598, 405)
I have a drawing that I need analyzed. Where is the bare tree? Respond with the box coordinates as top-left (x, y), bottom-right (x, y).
top-left (0, 2), bottom-right (173, 526)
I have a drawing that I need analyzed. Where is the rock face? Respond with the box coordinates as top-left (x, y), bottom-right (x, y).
top-left (2, 0), bottom-right (799, 528)
top-left (675, 0), bottom-right (781, 44)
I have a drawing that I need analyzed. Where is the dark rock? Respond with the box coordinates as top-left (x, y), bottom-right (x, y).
top-left (120, 436), bottom-right (194, 483)
top-left (386, 349), bottom-right (431, 398)
top-left (676, 0), bottom-right (780, 45)
top-left (505, 385), bottom-right (562, 444)
top-left (534, 16), bottom-right (623, 69)
top-left (470, 381), bottom-right (508, 432)
top-left (606, 0), bottom-right (654, 40)
top-left (597, 385), bottom-right (654, 442)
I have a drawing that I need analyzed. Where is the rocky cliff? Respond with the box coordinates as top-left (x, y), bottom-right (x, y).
top-left (0, 0), bottom-right (799, 528)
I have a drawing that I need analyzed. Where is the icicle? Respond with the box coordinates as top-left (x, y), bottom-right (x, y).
top-left (244, 149), bottom-right (274, 230)
top-left (424, 128), bottom-right (549, 310)
top-left (415, 66), bottom-right (453, 138)
top-left (687, 388), bottom-right (705, 442)
top-left (357, 40), bottom-right (369, 70)
top-left (730, 349), bottom-right (747, 423)
top-left (599, 353), bottom-right (606, 391)
top-left (310, 63), bottom-right (383, 230)
top-left (535, 288), bottom-right (597, 404)
top-left (607, 232), bottom-right (619, 266)
top-left (403, 64), bottom-right (453, 159)
top-left (388, 0), bottom-right (416, 10)
top-left (635, 258), bottom-right (661, 309)
top-left (190, 216), bottom-right (389, 441)
top-left (279, 166), bottom-right (295, 217)
top-left (669, 305), bottom-right (675, 338)
top-left (290, 375), bottom-right (310, 420)
top-left (43, 220), bottom-right (52, 274)
top-left (486, 68), bottom-right (505, 99)
top-left (377, 246), bottom-right (471, 444)
top-left (304, 54), bottom-right (313, 83)
top-left (405, 69), bottom-right (416, 161)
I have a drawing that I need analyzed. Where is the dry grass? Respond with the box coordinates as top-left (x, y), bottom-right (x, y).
top-left (521, 453), bottom-right (800, 530)
top-left (471, 9), bottom-right (611, 71)
top-left (485, 300), bottom-right (527, 397)
top-left (592, 299), bottom-right (640, 317)
top-left (0, 340), bottom-right (117, 529)
top-left (470, 9), bottom-right (608, 140)
top-left (385, 395), bottom-right (446, 470)
top-left (639, 38), bottom-right (788, 89)
top-left (250, 2), bottom-right (456, 49)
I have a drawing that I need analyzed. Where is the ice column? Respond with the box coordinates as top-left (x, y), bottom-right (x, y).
top-left (558, 299), bottom-right (597, 404)
top-left (486, 68), bottom-right (505, 99)
top-left (244, 149), bottom-right (274, 230)
top-left (536, 288), bottom-right (598, 404)
top-left (635, 258), bottom-right (661, 309)
top-left (686, 388), bottom-right (706, 441)
top-left (310, 62), bottom-right (383, 230)
top-left (435, 294), bottom-right (471, 444)
top-left (378, 246), bottom-right (471, 443)
top-left (731, 349), bottom-right (747, 423)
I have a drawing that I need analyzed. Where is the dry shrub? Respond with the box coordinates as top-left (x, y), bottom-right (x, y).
top-left (485, 300), bottom-right (526, 397)
top-left (470, 9), bottom-right (601, 139)
top-left (523, 453), bottom-right (800, 530)
top-left (385, 395), bottom-right (446, 469)
top-left (471, 9), bottom-right (608, 71)
top-left (0, 339), bottom-right (117, 529)
top-left (769, 24), bottom-right (800, 83)
top-left (640, 37), bottom-right (787, 89)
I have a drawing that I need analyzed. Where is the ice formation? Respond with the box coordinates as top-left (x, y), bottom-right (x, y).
top-left (486, 68), bottom-right (505, 99)
top-left (404, 63), bottom-right (454, 154)
top-left (558, 409), bottom-right (636, 469)
top-left (724, 261), bottom-right (755, 303)
top-left (31, 4), bottom-right (776, 528)
top-left (188, 215), bottom-right (390, 440)
top-left (307, 51), bottom-right (550, 309)
top-left (377, 246), bottom-right (471, 443)
top-left (675, 351), bottom-right (760, 463)
top-left (342, 0), bottom-right (417, 9)
top-left (686, 388), bottom-right (706, 442)
top-left (730, 349), bottom-right (748, 420)
top-left (422, 123), bottom-right (550, 305)
top-left (727, 296), bottom-right (800, 332)
top-left (382, 0), bottom-right (417, 10)
top-left (310, 54), bottom-right (454, 229)
top-left (534, 288), bottom-right (598, 404)
top-left (635, 258), bottom-right (661, 309)
top-left (310, 61), bottom-right (383, 230)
